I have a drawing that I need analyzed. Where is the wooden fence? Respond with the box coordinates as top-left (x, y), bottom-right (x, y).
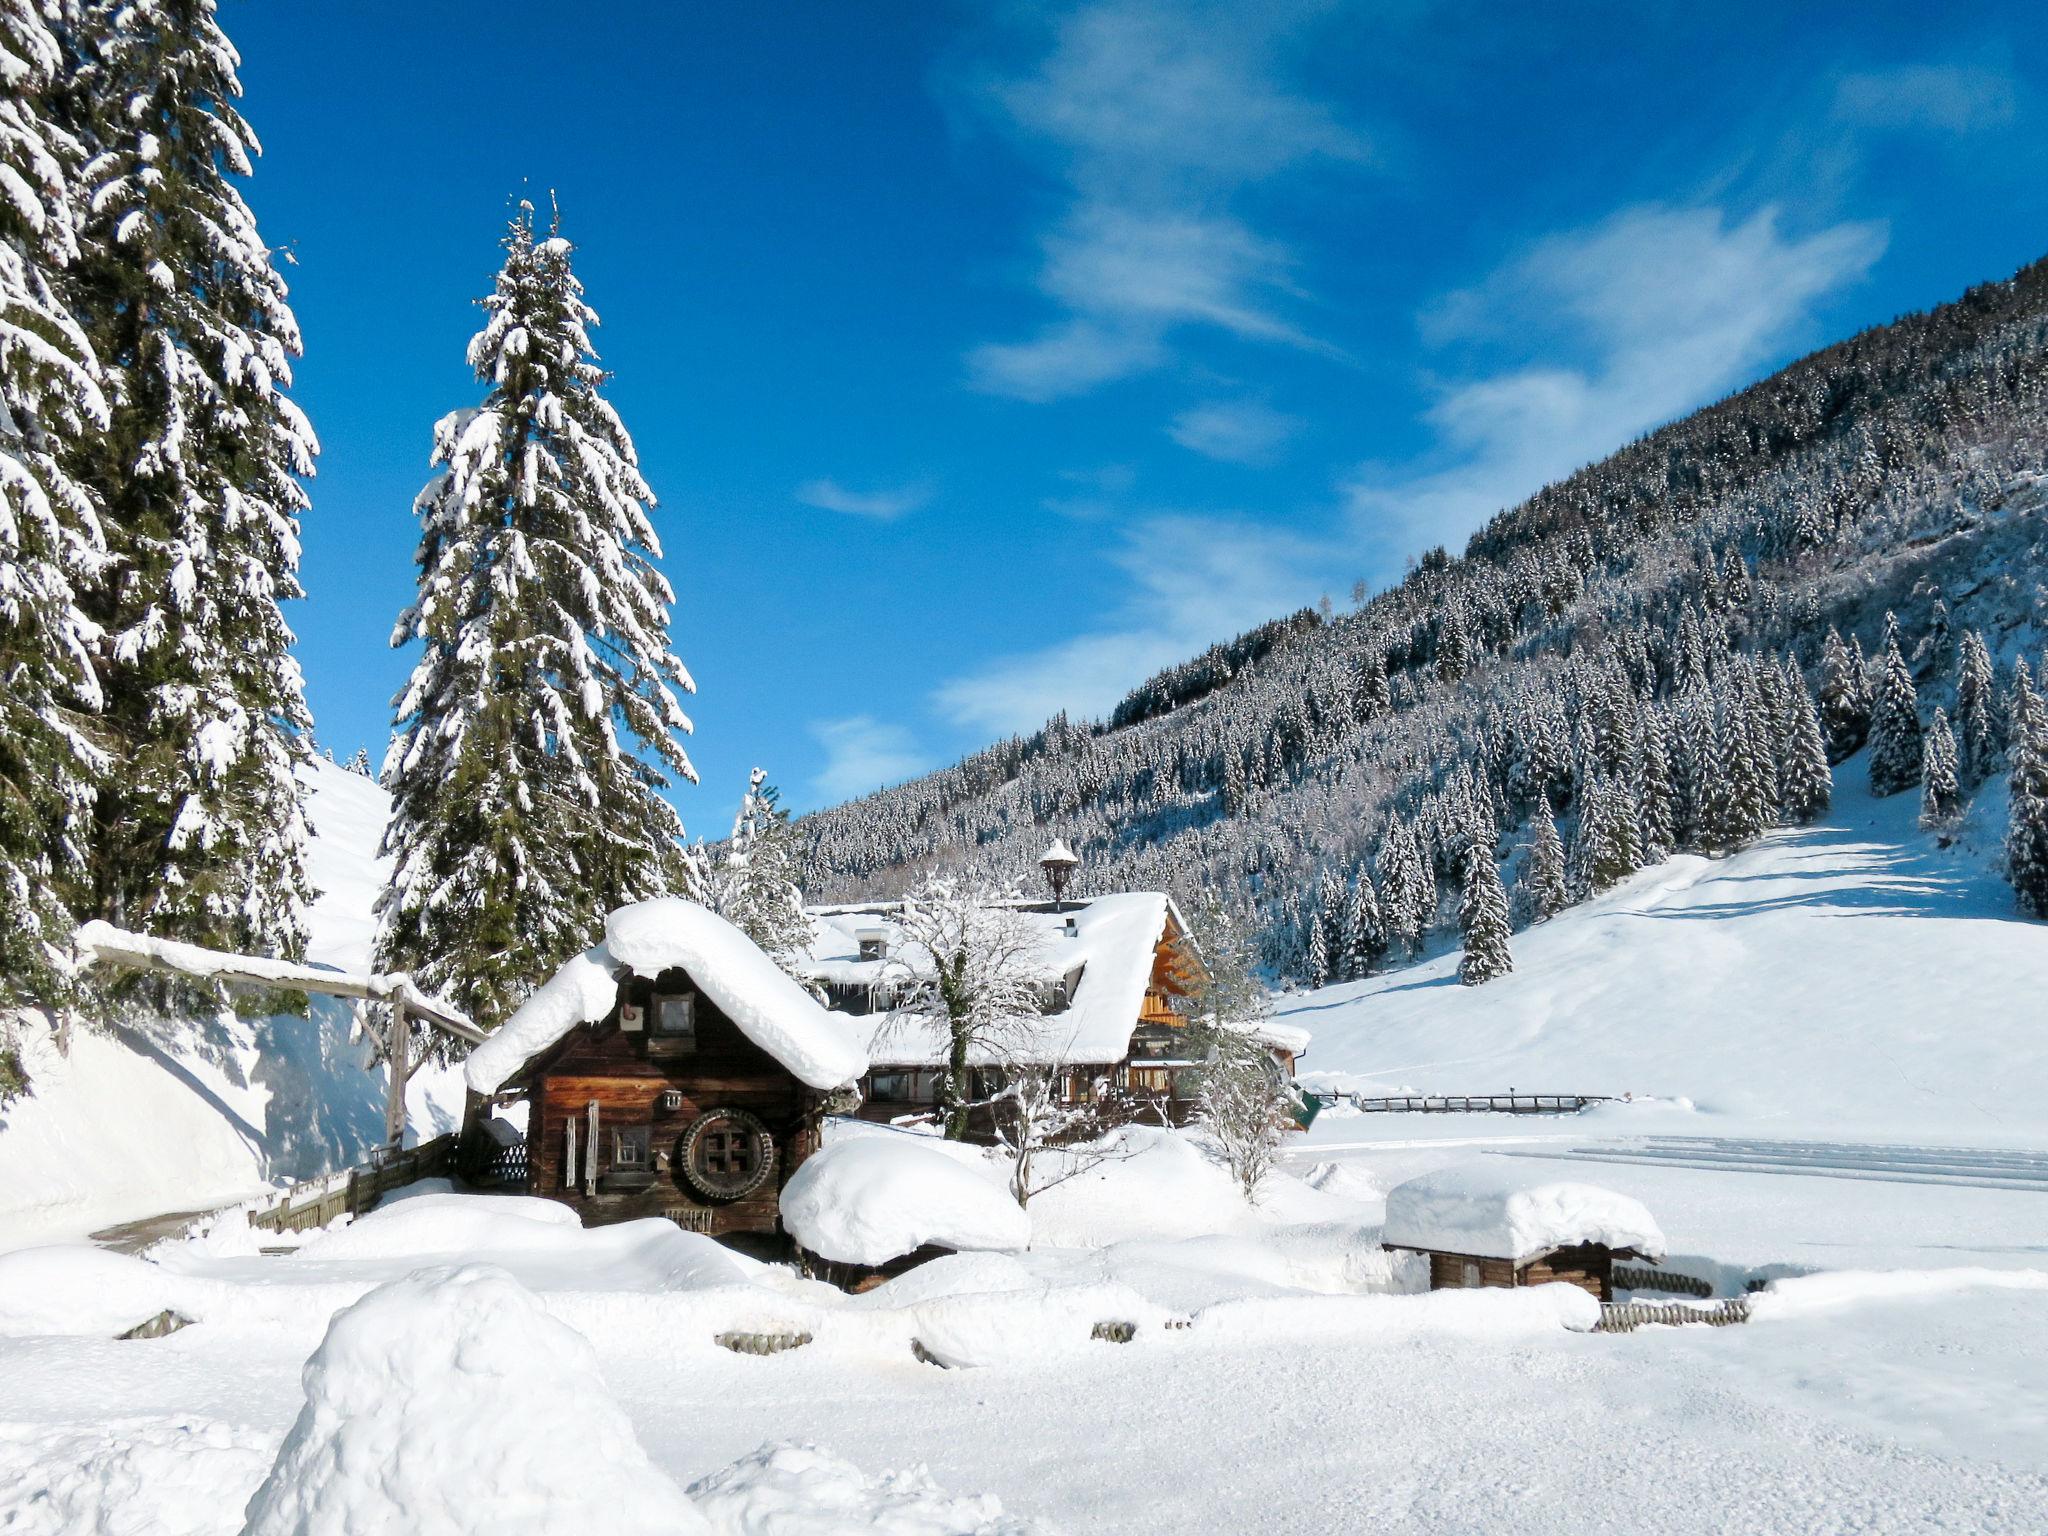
top-left (1596, 1297), bottom-right (1751, 1333)
top-left (1347, 1093), bottom-right (1610, 1115)
top-left (247, 1134), bottom-right (458, 1235)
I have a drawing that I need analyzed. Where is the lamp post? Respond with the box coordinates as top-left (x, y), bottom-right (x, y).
top-left (1039, 838), bottom-right (1080, 912)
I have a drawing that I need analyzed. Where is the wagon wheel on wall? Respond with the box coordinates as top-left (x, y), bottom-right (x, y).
top-left (676, 1107), bottom-right (777, 1201)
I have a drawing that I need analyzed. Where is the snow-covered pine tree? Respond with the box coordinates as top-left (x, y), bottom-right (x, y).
top-left (1305, 914), bottom-right (1328, 989)
top-left (1778, 658), bottom-right (1833, 824)
top-left (1867, 620), bottom-right (1923, 797)
top-left (681, 768), bottom-right (810, 977)
top-left (1816, 627), bottom-right (1869, 762)
top-left (1523, 805), bottom-right (1568, 920)
top-left (377, 203), bottom-right (697, 1029)
top-left (2005, 664), bottom-right (2048, 919)
top-left (1703, 671), bottom-right (1771, 850)
top-left (0, 0), bottom-right (107, 1009)
top-left (1573, 771), bottom-right (1640, 893)
top-left (1339, 868), bottom-right (1385, 981)
top-left (1956, 629), bottom-right (1999, 784)
top-left (1919, 708), bottom-right (1962, 830)
top-left (60, 0), bottom-right (316, 957)
top-left (1314, 865), bottom-right (1345, 980)
top-left (1456, 846), bottom-right (1512, 986)
top-left (1635, 706), bottom-right (1676, 864)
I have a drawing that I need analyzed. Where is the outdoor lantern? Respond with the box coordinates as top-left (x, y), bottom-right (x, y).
top-left (1040, 838), bottom-right (1080, 911)
top-left (660, 1088), bottom-right (684, 1113)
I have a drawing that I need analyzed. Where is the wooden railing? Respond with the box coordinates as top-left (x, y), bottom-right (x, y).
top-left (247, 1134), bottom-right (458, 1235)
top-left (1346, 1093), bottom-right (1611, 1115)
top-left (1597, 1297), bottom-right (1751, 1333)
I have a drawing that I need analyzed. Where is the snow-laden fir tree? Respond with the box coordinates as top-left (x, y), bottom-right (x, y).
top-left (1778, 658), bottom-right (1833, 824)
top-left (1919, 708), bottom-right (1961, 831)
top-left (1456, 846), bottom-right (1512, 986)
top-left (1635, 707), bottom-right (1676, 863)
top-left (1340, 867), bottom-right (1385, 980)
top-left (1304, 911), bottom-right (1329, 989)
top-left (0, 0), bottom-right (106, 1009)
top-left (1956, 629), bottom-right (1999, 784)
top-left (1816, 627), bottom-right (1869, 763)
top-left (2005, 664), bottom-right (2048, 919)
top-left (1866, 620), bottom-right (1922, 797)
top-left (1523, 805), bottom-right (1568, 920)
top-left (61, 0), bottom-right (317, 955)
top-left (681, 768), bottom-right (809, 978)
top-left (377, 203), bottom-right (696, 1029)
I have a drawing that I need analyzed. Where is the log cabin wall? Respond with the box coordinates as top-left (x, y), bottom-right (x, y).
top-left (1423, 1246), bottom-right (1614, 1301)
top-left (522, 967), bottom-right (821, 1248)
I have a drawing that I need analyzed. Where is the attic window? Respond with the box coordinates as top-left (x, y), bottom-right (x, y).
top-left (652, 993), bottom-right (696, 1043)
top-left (856, 930), bottom-right (889, 963)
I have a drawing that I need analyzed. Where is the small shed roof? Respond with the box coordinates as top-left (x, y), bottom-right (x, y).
top-left (466, 899), bottom-right (868, 1095)
top-left (778, 1133), bottom-right (1029, 1267)
top-left (1381, 1164), bottom-right (1666, 1264)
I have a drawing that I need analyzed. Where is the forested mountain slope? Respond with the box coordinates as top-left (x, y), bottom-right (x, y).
top-left (800, 256), bottom-right (2048, 979)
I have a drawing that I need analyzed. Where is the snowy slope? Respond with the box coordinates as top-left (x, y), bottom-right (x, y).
top-left (0, 761), bottom-right (464, 1251)
top-left (1278, 758), bottom-right (2048, 1147)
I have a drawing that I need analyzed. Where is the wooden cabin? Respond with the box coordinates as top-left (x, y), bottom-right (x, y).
top-left (461, 900), bottom-right (867, 1254)
top-left (1379, 1167), bottom-right (1667, 1303)
top-left (803, 892), bottom-right (1308, 1132)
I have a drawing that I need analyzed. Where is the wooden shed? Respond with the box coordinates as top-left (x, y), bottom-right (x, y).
top-left (1379, 1166), bottom-right (1667, 1303)
top-left (461, 899), bottom-right (867, 1254)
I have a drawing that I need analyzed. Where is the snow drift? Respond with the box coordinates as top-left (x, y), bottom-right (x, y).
top-left (780, 1134), bottom-right (1029, 1266)
top-left (239, 1264), bottom-right (712, 1536)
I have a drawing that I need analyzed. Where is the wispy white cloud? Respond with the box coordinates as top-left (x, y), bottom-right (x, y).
top-left (961, 0), bottom-right (1365, 402)
top-left (810, 715), bottom-right (927, 802)
top-left (1351, 203), bottom-right (1887, 551)
top-left (1168, 398), bottom-right (1301, 464)
top-left (795, 477), bottom-right (933, 521)
top-left (931, 513), bottom-right (1332, 735)
top-left (1833, 63), bottom-right (2018, 135)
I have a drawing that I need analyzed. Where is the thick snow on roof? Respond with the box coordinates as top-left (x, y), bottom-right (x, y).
top-left (1381, 1165), bottom-right (1666, 1263)
top-left (779, 1135), bottom-right (1030, 1266)
top-left (804, 892), bottom-right (1215, 1067)
top-left (466, 899), bottom-right (867, 1094)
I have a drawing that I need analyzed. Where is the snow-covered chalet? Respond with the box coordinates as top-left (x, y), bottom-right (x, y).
top-left (801, 891), bottom-right (1308, 1128)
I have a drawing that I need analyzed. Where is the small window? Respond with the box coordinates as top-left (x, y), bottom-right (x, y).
top-left (858, 936), bottom-right (888, 963)
top-left (652, 993), bottom-right (696, 1042)
top-left (613, 1125), bottom-right (650, 1170)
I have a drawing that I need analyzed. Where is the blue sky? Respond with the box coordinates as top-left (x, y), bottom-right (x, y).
top-left (228, 0), bottom-right (2048, 826)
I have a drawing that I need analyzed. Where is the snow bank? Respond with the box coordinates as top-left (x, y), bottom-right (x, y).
top-left (781, 1135), bottom-right (1028, 1266)
top-left (0, 1244), bottom-right (186, 1336)
top-left (687, 1442), bottom-right (1058, 1534)
top-left (240, 1264), bottom-right (711, 1536)
top-left (0, 1417), bottom-right (277, 1536)
top-left (1381, 1165), bottom-right (1665, 1262)
top-left (909, 1281), bottom-right (1160, 1369)
top-left (1751, 1265), bottom-right (2048, 1322)
top-left (468, 898), bottom-right (866, 1094)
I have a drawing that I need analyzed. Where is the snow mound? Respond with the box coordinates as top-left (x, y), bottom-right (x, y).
top-left (292, 1192), bottom-right (581, 1261)
top-left (0, 1244), bottom-right (184, 1337)
top-left (687, 1442), bottom-right (1059, 1535)
top-left (0, 1417), bottom-right (276, 1536)
top-left (910, 1282), bottom-right (1158, 1369)
top-left (1382, 1165), bottom-right (1665, 1262)
top-left (468, 898), bottom-right (866, 1094)
top-left (239, 1264), bottom-right (710, 1536)
top-left (780, 1136), bottom-right (1028, 1266)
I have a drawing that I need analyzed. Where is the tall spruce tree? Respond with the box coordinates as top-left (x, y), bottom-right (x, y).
top-left (1816, 627), bottom-right (1869, 762)
top-left (1867, 621), bottom-right (1923, 797)
top-left (1523, 806), bottom-right (1568, 920)
top-left (1456, 846), bottom-right (1512, 986)
top-left (1778, 659), bottom-right (1833, 824)
top-left (1919, 708), bottom-right (1962, 830)
top-left (1955, 629), bottom-right (1999, 784)
top-left (0, 0), bottom-right (106, 1007)
top-left (1635, 707), bottom-right (1676, 863)
top-left (1339, 869), bottom-right (1385, 981)
top-left (61, 0), bottom-right (316, 955)
top-left (377, 203), bottom-right (697, 1029)
top-left (2006, 664), bottom-right (2048, 919)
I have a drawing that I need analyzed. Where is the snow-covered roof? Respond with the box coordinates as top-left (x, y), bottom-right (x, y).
top-left (1380, 1165), bottom-right (1666, 1263)
top-left (778, 1135), bottom-right (1029, 1266)
top-left (801, 892), bottom-right (1206, 1068)
top-left (466, 899), bottom-right (868, 1095)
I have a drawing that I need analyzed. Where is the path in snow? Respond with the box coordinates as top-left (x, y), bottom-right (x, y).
top-left (1493, 1136), bottom-right (2048, 1193)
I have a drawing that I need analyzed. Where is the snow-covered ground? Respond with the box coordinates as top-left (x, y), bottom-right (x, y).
top-left (0, 761), bottom-right (465, 1251)
top-left (3, 756), bottom-right (2046, 1531)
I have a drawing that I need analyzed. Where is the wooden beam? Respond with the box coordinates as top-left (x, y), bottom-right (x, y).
top-left (385, 995), bottom-right (411, 1150)
top-left (75, 920), bottom-right (487, 1046)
